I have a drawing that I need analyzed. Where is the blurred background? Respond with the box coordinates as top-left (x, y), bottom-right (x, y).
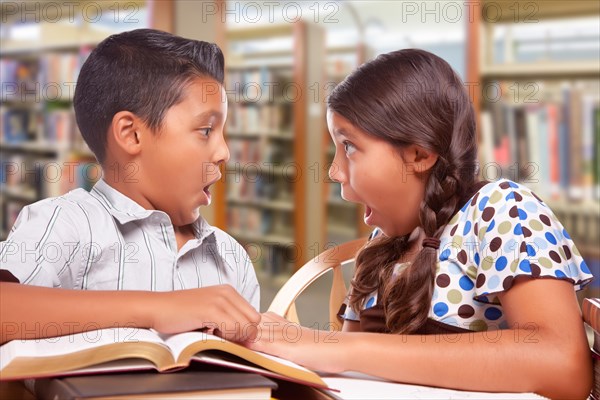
top-left (1, 1), bottom-right (599, 318)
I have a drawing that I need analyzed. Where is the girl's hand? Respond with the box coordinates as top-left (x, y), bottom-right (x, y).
top-left (245, 312), bottom-right (346, 373)
top-left (148, 285), bottom-right (260, 343)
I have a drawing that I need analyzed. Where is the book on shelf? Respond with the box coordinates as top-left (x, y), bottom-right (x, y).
top-left (479, 81), bottom-right (600, 201)
top-left (29, 371), bottom-right (277, 400)
top-left (0, 327), bottom-right (329, 390)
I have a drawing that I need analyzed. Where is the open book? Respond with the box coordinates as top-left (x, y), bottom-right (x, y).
top-left (0, 327), bottom-right (327, 389)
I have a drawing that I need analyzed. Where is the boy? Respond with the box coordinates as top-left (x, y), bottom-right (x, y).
top-left (0, 29), bottom-right (260, 344)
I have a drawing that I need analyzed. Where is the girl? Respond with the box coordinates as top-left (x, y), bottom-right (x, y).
top-left (247, 49), bottom-right (594, 399)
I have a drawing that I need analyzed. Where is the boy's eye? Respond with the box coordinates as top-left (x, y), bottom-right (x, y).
top-left (343, 141), bottom-right (356, 155)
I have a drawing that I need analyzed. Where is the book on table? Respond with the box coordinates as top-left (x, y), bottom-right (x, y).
top-left (29, 371), bottom-right (277, 400)
top-left (0, 327), bottom-right (328, 390)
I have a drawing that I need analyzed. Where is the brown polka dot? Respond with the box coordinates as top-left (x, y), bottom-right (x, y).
top-left (482, 207), bottom-right (495, 222)
top-left (530, 263), bottom-right (541, 277)
top-left (520, 241), bottom-right (527, 253)
top-left (471, 192), bottom-right (480, 206)
top-left (489, 237), bottom-right (502, 252)
top-left (436, 274), bottom-right (451, 288)
top-left (502, 276), bottom-right (514, 290)
top-left (473, 222), bottom-right (479, 235)
top-left (450, 224), bottom-right (458, 236)
top-left (476, 273), bottom-right (486, 288)
top-left (522, 226), bottom-right (532, 238)
top-left (532, 192), bottom-right (543, 203)
top-left (549, 250), bottom-right (562, 263)
top-left (513, 192), bottom-right (523, 202)
top-left (540, 214), bottom-right (551, 226)
top-left (563, 245), bottom-right (572, 260)
top-left (457, 250), bottom-right (468, 265)
top-left (458, 304), bottom-right (475, 319)
top-left (509, 205), bottom-right (519, 218)
top-left (499, 182), bottom-right (511, 189)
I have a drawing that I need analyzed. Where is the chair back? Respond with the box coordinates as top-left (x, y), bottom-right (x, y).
top-left (268, 238), bottom-right (367, 331)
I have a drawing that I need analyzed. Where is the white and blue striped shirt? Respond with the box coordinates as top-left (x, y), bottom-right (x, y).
top-left (0, 179), bottom-right (259, 310)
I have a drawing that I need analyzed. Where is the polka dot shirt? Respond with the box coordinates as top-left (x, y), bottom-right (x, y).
top-left (344, 179), bottom-right (594, 332)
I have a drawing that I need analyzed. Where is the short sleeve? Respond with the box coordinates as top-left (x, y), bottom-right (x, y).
top-left (472, 181), bottom-right (594, 303)
top-left (0, 200), bottom-right (82, 288)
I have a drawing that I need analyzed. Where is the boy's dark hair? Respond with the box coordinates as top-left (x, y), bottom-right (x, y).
top-left (73, 29), bottom-right (225, 163)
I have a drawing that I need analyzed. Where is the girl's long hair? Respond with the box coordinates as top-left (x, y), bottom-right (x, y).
top-left (328, 49), bottom-right (479, 334)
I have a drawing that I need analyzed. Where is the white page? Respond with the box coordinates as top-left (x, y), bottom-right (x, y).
top-left (160, 331), bottom-right (315, 374)
top-left (321, 376), bottom-right (545, 400)
top-left (0, 327), bottom-right (164, 371)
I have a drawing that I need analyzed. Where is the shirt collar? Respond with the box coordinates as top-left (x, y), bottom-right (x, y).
top-left (90, 179), bottom-right (215, 242)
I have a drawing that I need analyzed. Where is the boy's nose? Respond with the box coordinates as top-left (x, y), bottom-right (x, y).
top-left (215, 136), bottom-right (230, 165)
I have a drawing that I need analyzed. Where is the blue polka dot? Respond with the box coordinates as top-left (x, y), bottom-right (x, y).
top-left (562, 228), bottom-right (571, 239)
top-left (518, 259), bottom-right (531, 272)
top-left (513, 223), bottom-right (523, 235)
top-left (484, 307), bottom-right (502, 321)
top-left (478, 196), bottom-right (489, 211)
top-left (474, 252), bottom-right (480, 266)
top-left (518, 209), bottom-right (527, 220)
top-left (486, 219), bottom-right (495, 232)
top-left (448, 262), bottom-right (462, 274)
top-left (463, 221), bottom-right (472, 236)
top-left (495, 256), bottom-right (507, 271)
top-left (461, 201), bottom-right (470, 212)
top-left (508, 181), bottom-right (518, 188)
top-left (504, 238), bottom-right (518, 253)
top-left (581, 260), bottom-right (590, 274)
top-left (433, 302), bottom-right (449, 317)
top-left (459, 276), bottom-right (474, 290)
top-left (555, 270), bottom-right (567, 278)
top-left (524, 201), bottom-right (538, 212)
top-left (440, 249), bottom-right (451, 261)
top-left (505, 192), bottom-right (515, 201)
top-left (440, 317), bottom-right (459, 327)
top-left (567, 263), bottom-right (579, 278)
top-left (545, 232), bottom-right (557, 245)
top-left (488, 275), bottom-right (500, 289)
top-left (365, 297), bottom-right (375, 308)
top-left (526, 244), bottom-right (537, 257)
top-left (533, 237), bottom-right (548, 250)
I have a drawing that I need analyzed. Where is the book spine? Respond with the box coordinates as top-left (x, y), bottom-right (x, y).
top-left (33, 378), bottom-right (80, 400)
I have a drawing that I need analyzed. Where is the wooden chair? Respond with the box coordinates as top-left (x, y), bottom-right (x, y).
top-left (583, 298), bottom-right (600, 400)
top-left (268, 238), bottom-right (367, 331)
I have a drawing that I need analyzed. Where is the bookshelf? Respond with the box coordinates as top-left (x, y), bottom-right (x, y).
top-left (220, 22), bottom-right (325, 279)
top-left (467, 0), bottom-right (600, 296)
top-left (0, 1), bottom-right (170, 241)
top-left (322, 44), bottom-right (372, 245)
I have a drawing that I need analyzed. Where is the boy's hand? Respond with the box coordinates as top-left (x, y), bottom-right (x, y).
top-left (149, 285), bottom-right (260, 343)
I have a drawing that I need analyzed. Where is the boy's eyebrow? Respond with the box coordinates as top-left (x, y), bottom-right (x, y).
top-left (192, 110), bottom-right (223, 122)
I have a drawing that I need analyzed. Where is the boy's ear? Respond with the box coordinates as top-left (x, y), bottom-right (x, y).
top-left (405, 144), bottom-right (439, 173)
top-left (110, 111), bottom-right (143, 156)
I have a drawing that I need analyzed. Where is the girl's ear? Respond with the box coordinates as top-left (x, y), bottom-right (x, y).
top-left (109, 111), bottom-right (143, 156)
top-left (405, 144), bottom-right (439, 173)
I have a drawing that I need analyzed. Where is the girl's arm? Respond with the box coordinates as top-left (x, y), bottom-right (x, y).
top-left (250, 278), bottom-right (592, 399)
top-left (0, 282), bottom-right (260, 344)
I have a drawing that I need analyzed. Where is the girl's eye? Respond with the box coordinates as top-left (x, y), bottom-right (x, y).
top-left (343, 141), bottom-right (356, 155)
top-left (199, 127), bottom-right (212, 137)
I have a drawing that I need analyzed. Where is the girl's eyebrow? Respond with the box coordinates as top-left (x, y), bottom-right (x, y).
top-left (334, 128), bottom-right (356, 140)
